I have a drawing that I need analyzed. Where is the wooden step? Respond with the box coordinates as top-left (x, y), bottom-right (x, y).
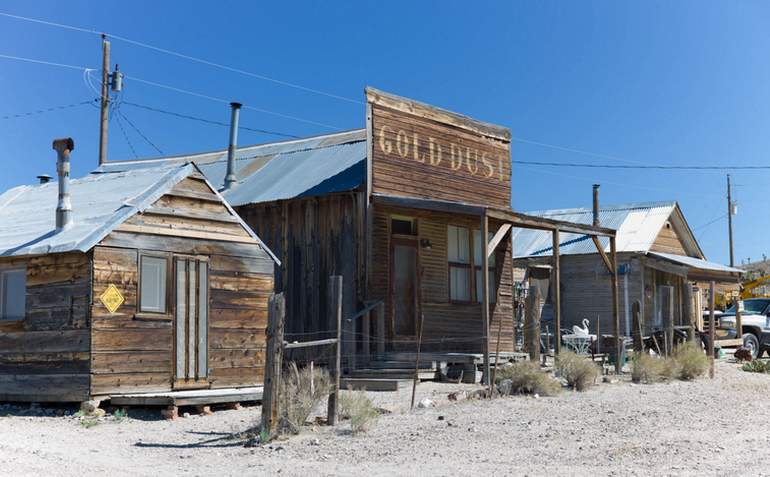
top-left (340, 378), bottom-right (408, 392)
top-left (365, 360), bottom-right (436, 370)
top-left (348, 368), bottom-right (436, 380)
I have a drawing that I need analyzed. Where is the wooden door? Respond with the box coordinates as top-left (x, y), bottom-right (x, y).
top-left (391, 238), bottom-right (418, 338)
top-left (174, 256), bottom-right (209, 388)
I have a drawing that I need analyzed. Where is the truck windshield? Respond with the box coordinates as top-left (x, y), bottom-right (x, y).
top-left (726, 299), bottom-right (770, 314)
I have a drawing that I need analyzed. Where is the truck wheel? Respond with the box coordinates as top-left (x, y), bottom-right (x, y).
top-left (742, 333), bottom-right (760, 359)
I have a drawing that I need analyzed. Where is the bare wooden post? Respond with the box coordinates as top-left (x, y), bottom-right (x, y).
top-left (481, 214), bottom-right (491, 385)
top-left (552, 229), bottom-right (561, 355)
top-left (327, 276), bottom-right (343, 425)
top-left (542, 325), bottom-right (549, 366)
top-left (683, 279), bottom-right (694, 342)
top-left (632, 301), bottom-right (643, 353)
top-left (376, 302), bottom-right (385, 356)
top-left (709, 280), bottom-right (716, 379)
top-left (410, 313), bottom-right (425, 409)
top-left (491, 315), bottom-right (504, 396)
top-left (260, 292), bottom-right (285, 437)
top-left (610, 237), bottom-right (622, 374)
top-left (735, 292), bottom-right (743, 346)
top-left (525, 285), bottom-right (541, 362)
top-left (362, 306), bottom-right (371, 364)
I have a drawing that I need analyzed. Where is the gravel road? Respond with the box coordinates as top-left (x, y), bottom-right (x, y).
top-left (1, 360), bottom-right (768, 476)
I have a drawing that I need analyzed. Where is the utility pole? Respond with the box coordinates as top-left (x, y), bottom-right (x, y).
top-left (727, 174), bottom-right (735, 267)
top-left (98, 34), bottom-right (110, 166)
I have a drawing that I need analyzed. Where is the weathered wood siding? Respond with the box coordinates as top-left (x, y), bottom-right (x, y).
top-left (369, 205), bottom-right (513, 353)
top-left (650, 222), bottom-right (688, 256)
top-left (0, 252), bottom-right (91, 401)
top-left (237, 193), bottom-right (364, 350)
top-left (368, 96), bottom-right (511, 209)
top-left (91, 175), bottom-right (273, 396)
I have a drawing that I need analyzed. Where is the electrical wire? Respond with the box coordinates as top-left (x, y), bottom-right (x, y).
top-left (114, 112), bottom-right (139, 158)
top-left (0, 53), bottom-right (91, 71)
top-left (511, 159), bottom-right (770, 171)
top-left (120, 100), bottom-right (300, 139)
top-left (1, 99), bottom-right (96, 120)
top-left (115, 109), bottom-right (164, 155)
top-left (0, 11), bottom-right (363, 105)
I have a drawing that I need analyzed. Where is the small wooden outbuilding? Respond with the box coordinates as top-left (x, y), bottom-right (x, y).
top-left (0, 139), bottom-right (276, 403)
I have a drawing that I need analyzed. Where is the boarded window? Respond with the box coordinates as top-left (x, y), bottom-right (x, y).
top-left (448, 225), bottom-right (471, 301)
top-left (0, 268), bottom-right (26, 320)
top-left (473, 229), bottom-right (497, 304)
top-left (140, 255), bottom-right (167, 313)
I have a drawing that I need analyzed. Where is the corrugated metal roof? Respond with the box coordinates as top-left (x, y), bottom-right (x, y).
top-left (647, 252), bottom-right (743, 274)
top-left (0, 164), bottom-right (195, 257)
top-left (511, 201), bottom-right (677, 257)
top-left (97, 129), bottom-right (367, 206)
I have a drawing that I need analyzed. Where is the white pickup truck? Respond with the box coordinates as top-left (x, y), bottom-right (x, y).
top-left (715, 298), bottom-right (770, 359)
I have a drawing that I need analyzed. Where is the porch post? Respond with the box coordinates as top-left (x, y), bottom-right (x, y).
top-left (610, 236), bottom-right (622, 373)
top-left (682, 276), bottom-right (694, 342)
top-left (481, 213), bottom-right (491, 385)
top-left (552, 229), bottom-right (561, 355)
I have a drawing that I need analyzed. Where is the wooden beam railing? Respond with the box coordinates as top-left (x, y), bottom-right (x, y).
top-left (344, 299), bottom-right (386, 368)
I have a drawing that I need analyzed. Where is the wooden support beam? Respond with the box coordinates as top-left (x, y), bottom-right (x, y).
top-left (487, 223), bottom-right (511, 258)
top-left (610, 237), bottom-right (622, 374)
top-left (327, 275), bottom-right (343, 425)
top-left (481, 214), bottom-right (491, 385)
top-left (525, 285), bottom-right (541, 362)
top-left (683, 278), bottom-right (695, 342)
top-left (552, 229), bottom-right (561, 355)
top-left (591, 236), bottom-right (613, 273)
top-left (260, 292), bottom-right (285, 437)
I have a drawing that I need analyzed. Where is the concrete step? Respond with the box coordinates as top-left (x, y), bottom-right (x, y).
top-left (340, 378), bottom-right (409, 392)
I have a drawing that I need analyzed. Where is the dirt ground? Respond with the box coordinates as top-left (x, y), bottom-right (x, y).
top-left (2, 360), bottom-right (770, 476)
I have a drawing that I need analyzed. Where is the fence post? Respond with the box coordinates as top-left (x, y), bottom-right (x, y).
top-left (327, 275), bottom-right (343, 425)
top-left (260, 292), bottom-right (285, 437)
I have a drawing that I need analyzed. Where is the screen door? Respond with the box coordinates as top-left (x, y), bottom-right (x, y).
top-left (174, 257), bottom-right (209, 387)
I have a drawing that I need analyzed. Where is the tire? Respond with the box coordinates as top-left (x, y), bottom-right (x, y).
top-left (743, 333), bottom-right (760, 359)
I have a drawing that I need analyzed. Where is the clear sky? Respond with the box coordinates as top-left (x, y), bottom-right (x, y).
top-left (1, 1), bottom-right (767, 265)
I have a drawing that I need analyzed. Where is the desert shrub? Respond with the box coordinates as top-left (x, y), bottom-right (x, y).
top-left (339, 389), bottom-right (379, 434)
top-left (672, 341), bottom-right (709, 380)
top-left (631, 353), bottom-right (678, 384)
top-left (742, 360), bottom-right (770, 374)
top-left (279, 362), bottom-right (331, 433)
top-left (555, 351), bottom-right (600, 391)
top-left (495, 361), bottom-right (562, 396)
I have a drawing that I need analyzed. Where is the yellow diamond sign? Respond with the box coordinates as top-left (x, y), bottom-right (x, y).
top-left (100, 284), bottom-right (124, 314)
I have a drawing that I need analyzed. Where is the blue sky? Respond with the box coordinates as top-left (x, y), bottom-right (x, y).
top-left (0, 1), bottom-right (768, 265)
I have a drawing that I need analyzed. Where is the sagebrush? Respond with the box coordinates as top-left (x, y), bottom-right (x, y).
top-left (743, 359), bottom-right (770, 374)
top-left (631, 353), bottom-right (677, 384)
top-left (555, 351), bottom-right (600, 391)
top-left (279, 363), bottom-right (331, 433)
top-left (672, 341), bottom-right (709, 380)
top-left (339, 389), bottom-right (379, 434)
top-left (495, 361), bottom-right (561, 396)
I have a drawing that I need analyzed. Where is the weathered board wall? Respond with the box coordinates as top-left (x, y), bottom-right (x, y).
top-left (369, 204), bottom-right (513, 353)
top-left (367, 89), bottom-right (511, 209)
top-left (0, 252), bottom-right (91, 402)
top-left (650, 222), bottom-right (689, 256)
top-left (91, 175), bottom-right (273, 397)
top-left (237, 192), bottom-right (364, 355)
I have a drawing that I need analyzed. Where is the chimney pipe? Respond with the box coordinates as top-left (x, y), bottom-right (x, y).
top-left (223, 102), bottom-right (242, 191)
top-left (592, 184), bottom-right (600, 227)
top-left (53, 138), bottom-right (75, 231)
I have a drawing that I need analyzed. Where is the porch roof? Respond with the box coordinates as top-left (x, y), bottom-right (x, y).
top-left (646, 251), bottom-right (743, 283)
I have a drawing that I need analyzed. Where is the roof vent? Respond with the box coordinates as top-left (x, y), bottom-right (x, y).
top-left (223, 102), bottom-right (242, 191)
top-left (37, 174), bottom-right (52, 184)
top-left (52, 137), bottom-right (74, 231)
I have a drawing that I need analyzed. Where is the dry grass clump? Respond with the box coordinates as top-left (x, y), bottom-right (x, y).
top-left (339, 389), bottom-right (379, 434)
top-left (279, 363), bottom-right (331, 433)
top-left (632, 353), bottom-right (678, 384)
top-left (672, 341), bottom-right (709, 380)
top-left (555, 351), bottom-right (600, 391)
top-left (495, 361), bottom-right (562, 396)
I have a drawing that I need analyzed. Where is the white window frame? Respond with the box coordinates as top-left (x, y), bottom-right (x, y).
top-left (139, 254), bottom-right (169, 314)
top-left (0, 267), bottom-right (26, 321)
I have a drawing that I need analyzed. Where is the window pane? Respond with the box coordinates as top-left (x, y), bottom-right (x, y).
top-left (2, 270), bottom-right (26, 320)
top-left (450, 266), bottom-right (471, 301)
top-left (474, 229), bottom-right (496, 267)
top-left (475, 269), bottom-right (497, 304)
top-left (141, 256), bottom-right (167, 313)
top-left (448, 225), bottom-right (470, 264)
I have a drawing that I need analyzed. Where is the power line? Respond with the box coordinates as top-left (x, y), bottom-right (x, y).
top-left (115, 109), bottom-right (163, 155)
top-left (511, 159), bottom-right (770, 171)
top-left (114, 112), bottom-right (139, 158)
top-left (120, 100), bottom-right (299, 139)
top-left (1, 99), bottom-right (96, 120)
top-left (0, 11), bottom-right (363, 105)
top-left (0, 53), bottom-right (91, 71)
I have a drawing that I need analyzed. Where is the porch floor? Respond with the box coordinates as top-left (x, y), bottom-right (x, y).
top-left (108, 386), bottom-right (263, 407)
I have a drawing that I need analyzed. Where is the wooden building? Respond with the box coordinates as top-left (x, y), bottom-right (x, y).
top-left (511, 201), bottom-right (743, 349)
top-left (0, 142), bottom-right (276, 403)
top-left (101, 88), bottom-right (616, 380)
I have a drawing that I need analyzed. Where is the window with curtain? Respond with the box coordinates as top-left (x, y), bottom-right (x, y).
top-left (473, 229), bottom-right (496, 304)
top-left (447, 225), bottom-right (471, 302)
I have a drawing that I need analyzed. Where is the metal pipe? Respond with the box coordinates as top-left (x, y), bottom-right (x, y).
top-left (53, 137), bottom-right (75, 231)
top-left (592, 184), bottom-right (600, 227)
top-left (223, 102), bottom-right (242, 191)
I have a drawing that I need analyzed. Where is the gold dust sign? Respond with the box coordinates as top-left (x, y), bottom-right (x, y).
top-left (376, 125), bottom-right (506, 182)
top-left (99, 284), bottom-right (124, 314)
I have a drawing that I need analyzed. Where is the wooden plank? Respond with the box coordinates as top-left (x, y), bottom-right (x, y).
top-left (340, 378), bottom-right (405, 392)
top-left (101, 231), bottom-right (268, 259)
top-left (117, 224), bottom-right (258, 244)
top-left (261, 293), bottom-right (285, 437)
top-left (328, 276), bottom-right (342, 425)
top-left (486, 208), bottom-right (616, 237)
top-left (552, 229), bottom-right (561, 355)
top-left (0, 330), bottom-right (89, 354)
top-left (592, 236), bottom-right (613, 273)
top-left (91, 351), bottom-right (171, 374)
top-left (144, 205), bottom-right (241, 224)
top-left (481, 215), bottom-right (491, 385)
top-left (0, 374), bottom-right (89, 402)
top-left (165, 188), bottom-right (223, 203)
top-left (487, 223), bottom-right (511, 257)
top-left (91, 372), bottom-right (171, 395)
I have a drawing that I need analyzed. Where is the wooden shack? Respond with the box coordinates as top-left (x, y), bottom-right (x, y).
top-left (0, 144), bottom-right (276, 404)
top-left (101, 88), bottom-right (615, 382)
